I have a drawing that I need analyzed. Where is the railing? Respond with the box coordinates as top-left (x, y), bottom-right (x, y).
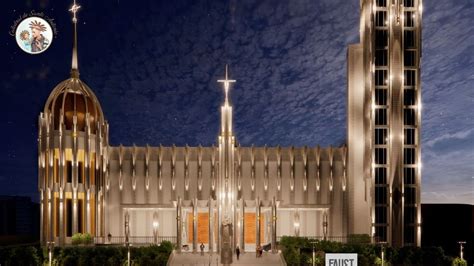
top-left (94, 236), bottom-right (176, 245)
top-left (276, 235), bottom-right (374, 244)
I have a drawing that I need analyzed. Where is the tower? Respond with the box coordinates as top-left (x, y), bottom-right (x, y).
top-left (348, 0), bottom-right (422, 247)
top-left (38, 0), bottom-right (109, 245)
top-left (217, 65), bottom-right (237, 259)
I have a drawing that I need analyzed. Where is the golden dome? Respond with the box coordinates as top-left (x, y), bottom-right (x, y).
top-left (44, 76), bottom-right (104, 133)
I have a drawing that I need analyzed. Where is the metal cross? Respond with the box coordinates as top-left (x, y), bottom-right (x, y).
top-left (69, 0), bottom-right (81, 22)
top-left (217, 65), bottom-right (236, 104)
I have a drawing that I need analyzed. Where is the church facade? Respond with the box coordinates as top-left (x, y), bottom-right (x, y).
top-left (38, 0), bottom-right (422, 250)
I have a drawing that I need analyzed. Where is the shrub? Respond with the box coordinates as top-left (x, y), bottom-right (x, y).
top-left (0, 242), bottom-right (173, 266)
top-left (279, 236), bottom-right (453, 266)
top-left (71, 233), bottom-right (82, 245)
top-left (452, 257), bottom-right (467, 266)
top-left (348, 234), bottom-right (371, 244)
top-left (82, 233), bottom-right (93, 245)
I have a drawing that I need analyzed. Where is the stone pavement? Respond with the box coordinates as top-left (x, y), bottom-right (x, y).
top-left (168, 251), bottom-right (286, 266)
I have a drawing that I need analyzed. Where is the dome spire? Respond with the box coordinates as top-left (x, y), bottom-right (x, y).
top-left (69, 0), bottom-right (81, 78)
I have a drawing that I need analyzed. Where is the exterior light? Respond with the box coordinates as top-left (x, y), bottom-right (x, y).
top-left (458, 241), bottom-right (466, 260)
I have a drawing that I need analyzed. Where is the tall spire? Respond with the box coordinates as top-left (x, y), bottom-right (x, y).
top-left (217, 65), bottom-right (236, 105)
top-left (69, 0), bottom-right (81, 78)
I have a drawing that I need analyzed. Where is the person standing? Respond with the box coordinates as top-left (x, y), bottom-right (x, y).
top-left (200, 242), bottom-right (205, 256)
top-left (236, 246), bottom-right (240, 260)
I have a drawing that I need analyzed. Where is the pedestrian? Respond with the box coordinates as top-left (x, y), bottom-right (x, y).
top-left (236, 246), bottom-right (240, 260)
top-left (200, 243), bottom-right (205, 256)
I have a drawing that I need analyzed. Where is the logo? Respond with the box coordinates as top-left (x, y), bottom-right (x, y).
top-left (10, 11), bottom-right (57, 55)
top-left (325, 253), bottom-right (358, 266)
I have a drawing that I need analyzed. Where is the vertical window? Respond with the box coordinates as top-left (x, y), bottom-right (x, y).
top-left (404, 11), bottom-right (415, 27)
top-left (78, 199), bottom-right (84, 233)
top-left (404, 148), bottom-right (416, 164)
top-left (375, 11), bottom-right (387, 27)
top-left (405, 187), bottom-right (416, 205)
top-left (78, 161), bottom-right (84, 183)
top-left (375, 148), bottom-right (387, 164)
top-left (67, 199), bottom-right (72, 237)
top-left (375, 89), bottom-right (387, 106)
top-left (404, 167), bottom-right (416, 185)
top-left (375, 128), bottom-right (388, 145)
top-left (404, 109), bottom-right (416, 125)
top-left (404, 226), bottom-right (415, 244)
top-left (404, 89), bottom-right (416, 106)
top-left (404, 70), bottom-right (416, 86)
top-left (375, 206), bottom-right (387, 223)
top-left (375, 226), bottom-right (387, 242)
top-left (375, 70), bottom-right (388, 86)
top-left (67, 161), bottom-right (72, 183)
top-left (404, 0), bottom-right (414, 7)
top-left (55, 197), bottom-right (60, 237)
top-left (375, 49), bottom-right (388, 66)
top-left (377, 0), bottom-right (387, 7)
top-left (375, 108), bottom-right (388, 125)
top-left (54, 159), bottom-right (59, 183)
top-left (404, 30), bottom-right (416, 49)
top-left (404, 128), bottom-right (416, 145)
top-left (375, 188), bottom-right (388, 205)
top-left (404, 50), bottom-right (416, 67)
top-left (375, 167), bottom-right (387, 184)
top-left (375, 30), bottom-right (388, 48)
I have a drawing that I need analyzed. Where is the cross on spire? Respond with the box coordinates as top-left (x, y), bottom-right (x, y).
top-left (69, 0), bottom-right (81, 23)
top-left (69, 0), bottom-right (81, 77)
top-left (217, 65), bottom-right (236, 105)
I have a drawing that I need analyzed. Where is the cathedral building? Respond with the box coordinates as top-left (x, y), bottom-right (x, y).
top-left (38, 0), bottom-right (422, 251)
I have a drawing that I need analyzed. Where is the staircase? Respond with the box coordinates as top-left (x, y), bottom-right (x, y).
top-left (168, 251), bottom-right (286, 266)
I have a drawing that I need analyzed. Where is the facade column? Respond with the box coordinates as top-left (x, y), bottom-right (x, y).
top-left (271, 197), bottom-right (277, 253)
top-left (193, 198), bottom-right (198, 253)
top-left (323, 210), bottom-right (328, 240)
top-left (59, 190), bottom-right (64, 245)
top-left (240, 198), bottom-right (245, 252)
top-left (72, 116), bottom-right (79, 235)
top-left (40, 190), bottom-right (44, 244)
top-left (48, 189), bottom-right (53, 243)
top-left (256, 197), bottom-right (260, 249)
top-left (176, 197), bottom-right (182, 253)
top-left (208, 197), bottom-right (213, 253)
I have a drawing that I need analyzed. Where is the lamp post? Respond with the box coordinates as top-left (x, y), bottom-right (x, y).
top-left (379, 241), bottom-right (387, 266)
top-left (457, 241), bottom-right (466, 260)
top-left (153, 221), bottom-right (159, 244)
top-left (311, 240), bottom-right (317, 266)
top-left (46, 241), bottom-right (54, 266)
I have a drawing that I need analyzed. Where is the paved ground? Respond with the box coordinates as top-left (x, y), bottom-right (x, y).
top-left (169, 251), bottom-right (286, 265)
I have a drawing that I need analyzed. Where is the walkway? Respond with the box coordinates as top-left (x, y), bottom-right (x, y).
top-left (168, 251), bottom-right (286, 266)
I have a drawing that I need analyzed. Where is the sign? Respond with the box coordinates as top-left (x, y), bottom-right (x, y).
top-left (325, 253), bottom-right (357, 266)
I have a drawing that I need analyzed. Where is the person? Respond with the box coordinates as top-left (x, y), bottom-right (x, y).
top-left (236, 246), bottom-right (240, 260)
top-left (200, 242), bottom-right (205, 256)
top-left (107, 233), bottom-right (112, 243)
top-left (29, 20), bottom-right (49, 53)
top-left (19, 30), bottom-right (31, 52)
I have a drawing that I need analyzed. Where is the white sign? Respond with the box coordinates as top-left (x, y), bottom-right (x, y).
top-left (325, 253), bottom-right (358, 266)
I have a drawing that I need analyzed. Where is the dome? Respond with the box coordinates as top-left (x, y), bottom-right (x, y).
top-left (44, 76), bottom-right (104, 133)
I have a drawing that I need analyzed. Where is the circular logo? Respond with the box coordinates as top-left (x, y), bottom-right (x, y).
top-left (15, 16), bottom-right (53, 54)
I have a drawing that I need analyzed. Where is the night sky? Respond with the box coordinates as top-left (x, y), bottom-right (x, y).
top-left (0, 0), bottom-right (472, 204)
